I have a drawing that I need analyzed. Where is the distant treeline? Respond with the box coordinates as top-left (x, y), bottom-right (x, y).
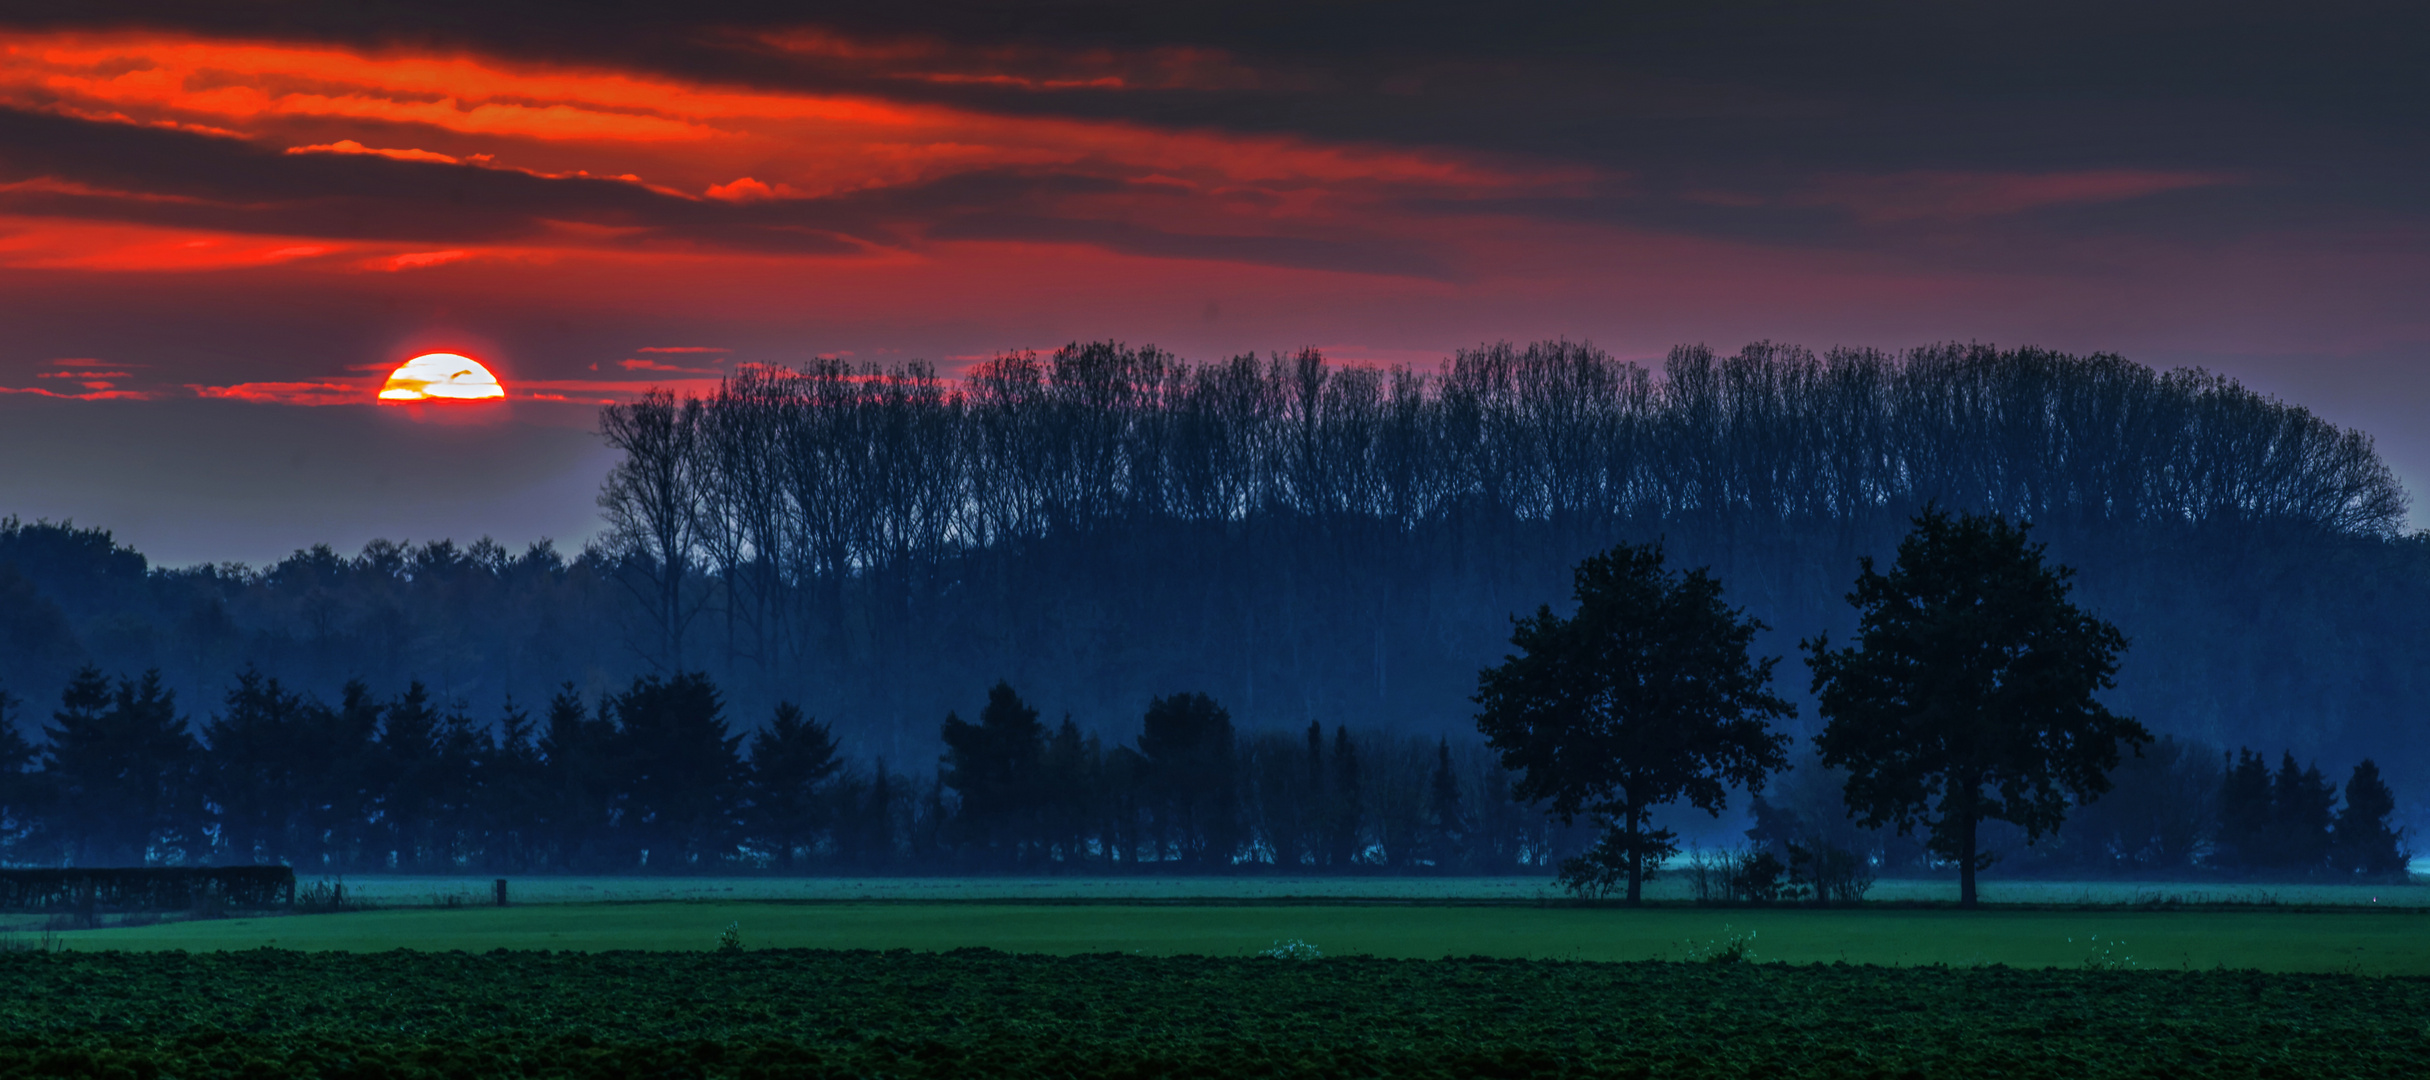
top-left (1747, 741), bottom-right (2410, 888)
top-left (2, 340), bottom-right (2426, 809)
top-left (0, 664), bottom-right (2406, 879)
top-left (0, 668), bottom-right (1585, 874)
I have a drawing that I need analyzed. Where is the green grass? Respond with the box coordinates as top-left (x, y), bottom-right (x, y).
top-left (248, 872), bottom-right (2430, 907)
top-left (5, 949), bottom-right (2426, 1079)
top-left (44, 900), bottom-right (2430, 973)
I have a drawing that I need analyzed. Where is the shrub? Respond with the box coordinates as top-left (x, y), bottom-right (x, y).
top-left (1683, 925), bottom-right (1759, 964)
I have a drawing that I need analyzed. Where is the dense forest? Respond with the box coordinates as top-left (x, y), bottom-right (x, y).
top-left (2, 340), bottom-right (2426, 826)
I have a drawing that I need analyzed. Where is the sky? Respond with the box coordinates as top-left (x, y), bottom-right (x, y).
top-left (1, 1), bottom-right (2425, 566)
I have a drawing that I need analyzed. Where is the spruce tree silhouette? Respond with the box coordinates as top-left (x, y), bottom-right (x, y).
top-left (744, 702), bottom-right (841, 870)
top-left (939, 681), bottom-right (1047, 866)
top-left (42, 668), bottom-right (197, 866)
top-left (2333, 760), bottom-right (2410, 876)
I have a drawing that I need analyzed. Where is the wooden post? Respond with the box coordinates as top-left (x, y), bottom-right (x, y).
top-left (494, 879), bottom-right (508, 907)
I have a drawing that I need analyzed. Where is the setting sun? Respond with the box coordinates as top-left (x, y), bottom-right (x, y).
top-left (379, 353), bottom-right (506, 401)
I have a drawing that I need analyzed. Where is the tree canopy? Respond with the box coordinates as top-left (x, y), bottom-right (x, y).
top-left (1807, 508), bottom-right (2150, 906)
top-left (1475, 541), bottom-right (1792, 902)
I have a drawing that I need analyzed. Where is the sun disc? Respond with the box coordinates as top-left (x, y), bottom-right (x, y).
top-left (380, 352), bottom-right (506, 402)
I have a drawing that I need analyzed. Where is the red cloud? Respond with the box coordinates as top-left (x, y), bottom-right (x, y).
top-left (285, 140), bottom-right (461, 164)
top-left (1790, 170), bottom-right (2234, 223)
top-left (362, 250), bottom-right (475, 272)
top-left (189, 380), bottom-right (374, 405)
top-left (0, 385), bottom-right (156, 400)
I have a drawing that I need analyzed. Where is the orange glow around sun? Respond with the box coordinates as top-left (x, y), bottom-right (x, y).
top-left (379, 353), bottom-right (506, 402)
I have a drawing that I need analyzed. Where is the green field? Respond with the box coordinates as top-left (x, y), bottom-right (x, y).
top-left (41, 899), bottom-right (2430, 973)
top-left (4, 949), bottom-right (2425, 1079)
top-left (243, 873), bottom-right (2430, 908)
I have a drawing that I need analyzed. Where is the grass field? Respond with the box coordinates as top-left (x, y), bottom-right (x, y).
top-left (41, 899), bottom-right (2430, 973)
top-left (248, 872), bottom-right (2430, 908)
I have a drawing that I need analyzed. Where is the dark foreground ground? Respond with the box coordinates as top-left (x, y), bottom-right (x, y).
top-left (4, 949), bottom-right (2425, 1079)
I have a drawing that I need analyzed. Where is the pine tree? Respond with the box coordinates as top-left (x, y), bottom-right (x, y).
top-left (614, 672), bottom-right (743, 869)
top-left (484, 695), bottom-right (545, 871)
top-left (1306, 720), bottom-right (1325, 794)
top-left (373, 682), bottom-right (447, 870)
top-left (1040, 718), bottom-right (1099, 865)
top-left (939, 681), bottom-right (1047, 866)
top-left (2332, 759), bottom-right (2408, 876)
top-left (1424, 737), bottom-right (1466, 871)
top-left (48, 669), bottom-right (199, 866)
top-left (537, 683), bottom-right (618, 870)
top-left (2266, 752), bottom-right (2336, 872)
top-left (2217, 748), bottom-right (2272, 868)
top-left (1138, 692), bottom-right (1239, 868)
top-left (0, 687), bottom-right (41, 858)
top-left (744, 702), bottom-right (841, 869)
top-left (204, 668), bottom-right (321, 866)
top-left (1327, 725), bottom-right (1363, 867)
top-left (859, 759), bottom-right (898, 868)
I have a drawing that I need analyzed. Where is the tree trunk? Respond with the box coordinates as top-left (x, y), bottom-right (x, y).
top-left (1624, 805), bottom-right (1644, 905)
top-left (1958, 811), bottom-right (1979, 908)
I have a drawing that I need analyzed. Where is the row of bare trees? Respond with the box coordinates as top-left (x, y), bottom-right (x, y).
top-left (7, 341), bottom-right (2418, 811)
top-left (598, 341), bottom-right (2409, 740)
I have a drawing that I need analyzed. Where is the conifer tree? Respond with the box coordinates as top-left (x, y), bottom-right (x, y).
top-left (2333, 759), bottom-right (2409, 876)
top-left (744, 702), bottom-right (841, 869)
top-left (1138, 692), bottom-right (1238, 867)
top-left (2217, 748), bottom-right (2273, 868)
top-left (537, 683), bottom-right (618, 870)
top-left (2266, 753), bottom-right (2337, 871)
top-left (1425, 737), bottom-right (1466, 870)
top-left (0, 688), bottom-right (35, 853)
top-left (939, 681), bottom-right (1047, 866)
top-left (48, 669), bottom-right (198, 865)
top-left (1327, 725), bottom-right (1363, 867)
top-left (614, 672), bottom-right (743, 868)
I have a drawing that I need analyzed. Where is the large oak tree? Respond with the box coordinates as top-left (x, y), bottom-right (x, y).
top-left (1807, 509), bottom-right (2148, 907)
top-left (1475, 541), bottom-right (1792, 902)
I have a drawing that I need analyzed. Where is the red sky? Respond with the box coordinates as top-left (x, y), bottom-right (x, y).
top-left (1, 3), bottom-right (2424, 562)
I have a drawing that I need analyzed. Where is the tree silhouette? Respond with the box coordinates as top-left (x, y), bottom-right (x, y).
top-left (2217, 748), bottom-right (2273, 868)
top-left (939, 681), bottom-right (1047, 866)
top-left (1137, 692), bottom-right (1238, 866)
top-left (612, 672), bottom-right (743, 868)
top-left (0, 688), bottom-right (35, 843)
top-left (1476, 541), bottom-right (1793, 903)
top-left (536, 683), bottom-right (617, 870)
top-left (744, 702), bottom-right (841, 869)
top-left (2265, 752), bottom-right (2337, 871)
top-left (2333, 759), bottom-right (2409, 876)
top-left (1424, 737), bottom-right (1466, 870)
top-left (1808, 509), bottom-right (2149, 907)
top-left (42, 669), bottom-right (198, 865)
top-left (1324, 725), bottom-right (1362, 867)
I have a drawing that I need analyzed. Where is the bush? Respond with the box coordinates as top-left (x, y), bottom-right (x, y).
top-left (1788, 841), bottom-right (1876, 904)
top-left (0, 867), bottom-right (295, 913)
top-left (1687, 847), bottom-right (1810, 904)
